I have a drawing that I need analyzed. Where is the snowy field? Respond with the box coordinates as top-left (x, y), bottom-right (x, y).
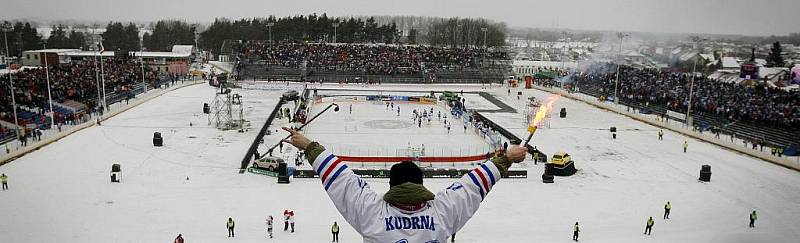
top-left (0, 82), bottom-right (799, 243)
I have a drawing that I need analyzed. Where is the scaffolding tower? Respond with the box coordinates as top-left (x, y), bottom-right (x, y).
top-left (208, 91), bottom-right (246, 130)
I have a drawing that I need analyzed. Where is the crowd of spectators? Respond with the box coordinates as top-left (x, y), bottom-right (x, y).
top-left (573, 63), bottom-right (800, 128)
top-left (0, 58), bottom-right (159, 132)
top-left (240, 42), bottom-right (508, 75)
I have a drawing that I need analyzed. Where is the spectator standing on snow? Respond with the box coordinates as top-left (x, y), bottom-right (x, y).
top-left (284, 210), bottom-right (291, 231)
top-left (227, 217), bottom-right (235, 237)
top-left (331, 221), bottom-right (340, 242)
top-left (573, 222), bottom-right (580, 241)
top-left (266, 215), bottom-right (274, 238)
top-left (174, 234), bottom-right (184, 243)
top-left (658, 129), bottom-right (664, 140)
top-left (289, 211), bottom-right (295, 232)
top-left (1, 173), bottom-right (7, 190)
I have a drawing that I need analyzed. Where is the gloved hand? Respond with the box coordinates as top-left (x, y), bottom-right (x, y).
top-left (282, 127), bottom-right (312, 150)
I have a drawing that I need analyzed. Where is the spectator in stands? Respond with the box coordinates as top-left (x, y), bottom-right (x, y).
top-left (574, 63), bottom-right (800, 128)
top-left (0, 58), bottom-right (162, 135)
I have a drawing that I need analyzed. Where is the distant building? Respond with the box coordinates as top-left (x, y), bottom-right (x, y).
top-left (21, 49), bottom-right (78, 66)
top-left (130, 45), bottom-right (194, 75)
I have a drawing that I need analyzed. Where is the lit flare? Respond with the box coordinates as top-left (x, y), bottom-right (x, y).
top-left (524, 94), bottom-right (560, 145)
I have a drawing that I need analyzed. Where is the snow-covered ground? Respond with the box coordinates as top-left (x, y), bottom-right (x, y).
top-left (0, 82), bottom-right (798, 243)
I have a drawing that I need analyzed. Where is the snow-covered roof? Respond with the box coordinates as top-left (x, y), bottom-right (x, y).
top-left (622, 50), bottom-right (644, 57)
top-left (679, 51), bottom-right (699, 62)
top-left (699, 54), bottom-right (715, 62)
top-left (722, 57), bottom-right (739, 68)
top-left (670, 47), bottom-right (682, 55)
top-left (171, 45), bottom-right (194, 55)
top-left (655, 48), bottom-right (664, 55)
top-left (708, 70), bottom-right (744, 84)
top-left (760, 67), bottom-right (789, 80)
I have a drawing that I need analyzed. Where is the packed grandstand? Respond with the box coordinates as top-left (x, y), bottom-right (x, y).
top-left (235, 41), bottom-right (511, 83)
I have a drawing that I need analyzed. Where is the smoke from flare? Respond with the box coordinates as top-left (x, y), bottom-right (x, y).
top-left (529, 94), bottom-right (561, 128)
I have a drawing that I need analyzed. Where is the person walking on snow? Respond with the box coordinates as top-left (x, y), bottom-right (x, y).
top-left (266, 216), bottom-right (274, 238)
top-left (332, 221), bottom-right (340, 242)
top-left (573, 222), bottom-right (580, 241)
top-left (280, 127), bottom-right (529, 243)
top-left (227, 217), bottom-right (235, 237)
top-left (664, 201), bottom-right (671, 219)
top-left (658, 129), bottom-right (664, 140)
top-left (1, 173), bottom-right (7, 190)
top-left (283, 210), bottom-right (291, 231)
top-left (644, 217), bottom-right (654, 235)
top-left (289, 211), bottom-right (295, 232)
top-left (749, 210), bottom-right (757, 228)
top-left (683, 141), bottom-right (688, 153)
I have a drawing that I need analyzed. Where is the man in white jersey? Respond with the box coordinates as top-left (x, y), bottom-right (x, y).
top-left (281, 127), bottom-right (527, 243)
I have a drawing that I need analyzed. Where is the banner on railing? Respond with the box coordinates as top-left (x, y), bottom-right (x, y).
top-left (666, 110), bottom-right (686, 121)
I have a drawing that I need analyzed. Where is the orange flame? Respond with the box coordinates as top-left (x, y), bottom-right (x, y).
top-left (529, 94), bottom-right (560, 128)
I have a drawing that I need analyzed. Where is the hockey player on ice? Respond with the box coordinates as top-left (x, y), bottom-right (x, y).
top-left (281, 127), bottom-right (528, 243)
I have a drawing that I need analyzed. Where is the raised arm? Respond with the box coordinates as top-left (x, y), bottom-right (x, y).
top-left (282, 127), bottom-right (383, 234)
top-left (433, 146), bottom-right (527, 234)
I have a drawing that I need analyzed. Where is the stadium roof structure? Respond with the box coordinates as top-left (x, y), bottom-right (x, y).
top-left (23, 49), bottom-right (79, 54)
top-left (24, 45), bottom-right (193, 59)
top-left (62, 51), bottom-right (115, 57)
top-left (130, 51), bottom-right (190, 58)
top-left (131, 45), bottom-right (194, 58)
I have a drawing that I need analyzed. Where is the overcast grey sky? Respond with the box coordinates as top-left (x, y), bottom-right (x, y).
top-left (2, 0), bottom-right (798, 36)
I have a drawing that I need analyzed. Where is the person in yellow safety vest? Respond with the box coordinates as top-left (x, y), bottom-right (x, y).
top-left (332, 221), bottom-right (340, 242)
top-left (1, 173), bottom-right (7, 190)
top-left (749, 211), bottom-right (757, 228)
top-left (573, 222), bottom-right (580, 241)
top-left (227, 217), bottom-right (235, 237)
top-left (771, 147), bottom-right (777, 156)
top-left (658, 129), bottom-right (664, 141)
top-left (777, 147), bottom-right (784, 157)
top-left (664, 201), bottom-right (671, 219)
top-left (644, 217), bottom-right (654, 235)
top-left (683, 141), bottom-right (688, 153)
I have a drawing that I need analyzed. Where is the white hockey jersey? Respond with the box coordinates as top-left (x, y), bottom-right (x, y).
top-left (312, 150), bottom-right (502, 243)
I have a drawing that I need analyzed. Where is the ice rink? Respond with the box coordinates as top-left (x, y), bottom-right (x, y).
top-left (302, 98), bottom-right (491, 166)
top-left (0, 82), bottom-right (798, 243)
